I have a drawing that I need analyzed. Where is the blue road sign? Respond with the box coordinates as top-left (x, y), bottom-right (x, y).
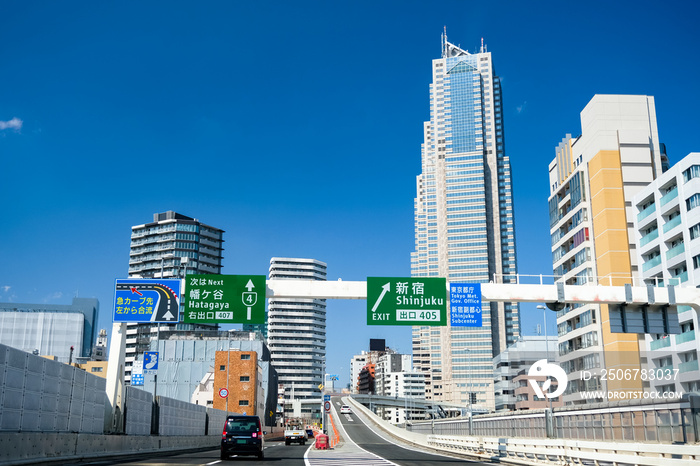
top-left (144, 351), bottom-right (159, 373)
top-left (323, 395), bottom-right (331, 402)
top-left (450, 283), bottom-right (482, 327)
top-left (131, 374), bottom-right (144, 386)
top-left (113, 279), bottom-right (182, 323)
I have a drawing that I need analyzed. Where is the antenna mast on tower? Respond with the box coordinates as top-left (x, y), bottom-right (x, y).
top-left (442, 25), bottom-right (447, 58)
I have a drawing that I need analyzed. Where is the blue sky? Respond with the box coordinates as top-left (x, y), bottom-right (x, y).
top-left (2, 1), bottom-right (699, 389)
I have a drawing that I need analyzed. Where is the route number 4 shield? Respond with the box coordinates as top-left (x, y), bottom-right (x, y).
top-left (243, 291), bottom-right (257, 320)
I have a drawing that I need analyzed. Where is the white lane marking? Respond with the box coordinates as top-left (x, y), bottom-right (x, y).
top-left (302, 401), bottom-right (400, 466)
top-left (341, 396), bottom-right (462, 460)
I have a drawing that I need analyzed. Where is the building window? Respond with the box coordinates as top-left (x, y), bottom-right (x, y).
top-left (91, 367), bottom-right (103, 372)
top-left (240, 376), bottom-right (250, 382)
top-left (683, 165), bottom-right (700, 182)
top-left (239, 400), bottom-right (249, 406)
top-left (241, 354), bottom-right (251, 360)
top-left (690, 223), bottom-right (700, 239)
top-left (686, 194), bottom-right (700, 211)
top-left (220, 365), bottom-right (226, 371)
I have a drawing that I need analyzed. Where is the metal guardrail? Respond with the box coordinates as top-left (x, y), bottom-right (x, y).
top-left (428, 435), bottom-right (700, 465)
top-left (409, 395), bottom-right (700, 444)
top-left (347, 395), bottom-right (700, 466)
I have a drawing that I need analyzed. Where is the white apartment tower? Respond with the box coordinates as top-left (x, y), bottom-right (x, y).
top-left (267, 258), bottom-right (327, 419)
top-left (633, 153), bottom-right (700, 395)
top-left (411, 33), bottom-right (519, 410)
top-left (548, 95), bottom-right (666, 404)
top-left (126, 211), bottom-right (224, 383)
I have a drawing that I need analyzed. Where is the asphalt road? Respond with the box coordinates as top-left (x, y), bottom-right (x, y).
top-left (332, 396), bottom-right (487, 466)
top-left (55, 439), bottom-right (307, 466)
top-left (54, 397), bottom-right (486, 466)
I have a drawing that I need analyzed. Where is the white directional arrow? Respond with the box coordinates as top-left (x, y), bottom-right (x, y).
top-left (371, 282), bottom-right (391, 313)
top-left (163, 310), bottom-right (175, 320)
top-left (245, 279), bottom-right (256, 320)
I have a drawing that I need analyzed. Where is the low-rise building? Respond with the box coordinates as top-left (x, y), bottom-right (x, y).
top-left (0, 297), bottom-right (99, 364)
top-left (494, 336), bottom-right (562, 411)
top-left (140, 330), bottom-right (278, 426)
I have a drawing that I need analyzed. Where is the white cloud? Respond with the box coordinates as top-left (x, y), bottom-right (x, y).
top-left (0, 117), bottom-right (23, 131)
top-left (516, 101), bottom-right (528, 114)
top-left (1, 286), bottom-right (10, 293)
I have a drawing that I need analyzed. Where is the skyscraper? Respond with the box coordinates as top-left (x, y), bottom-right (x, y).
top-left (126, 210), bottom-right (225, 383)
top-left (411, 33), bottom-right (519, 410)
top-left (266, 257), bottom-right (326, 421)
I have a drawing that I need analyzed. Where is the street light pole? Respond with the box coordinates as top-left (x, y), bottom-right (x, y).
top-left (321, 357), bottom-right (326, 433)
top-left (466, 347), bottom-right (472, 417)
top-left (537, 304), bottom-right (553, 410)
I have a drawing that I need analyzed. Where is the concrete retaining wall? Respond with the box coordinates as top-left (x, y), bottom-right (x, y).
top-left (0, 432), bottom-right (219, 465)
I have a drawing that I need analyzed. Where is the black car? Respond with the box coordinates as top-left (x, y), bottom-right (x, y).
top-left (221, 415), bottom-right (266, 460)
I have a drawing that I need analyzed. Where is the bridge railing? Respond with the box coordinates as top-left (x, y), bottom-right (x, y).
top-left (408, 395), bottom-right (700, 444)
top-left (346, 396), bottom-right (700, 465)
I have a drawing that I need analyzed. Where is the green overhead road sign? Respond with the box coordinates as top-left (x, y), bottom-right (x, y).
top-left (184, 274), bottom-right (266, 324)
top-left (367, 277), bottom-right (447, 326)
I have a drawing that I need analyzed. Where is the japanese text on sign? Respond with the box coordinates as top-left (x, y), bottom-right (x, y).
top-left (183, 274), bottom-right (265, 324)
top-left (367, 277), bottom-right (447, 326)
top-left (450, 283), bottom-right (482, 327)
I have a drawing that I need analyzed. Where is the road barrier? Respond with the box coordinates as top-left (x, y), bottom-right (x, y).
top-left (0, 343), bottom-right (243, 465)
top-left (346, 396), bottom-right (700, 466)
top-left (408, 395), bottom-right (700, 444)
top-left (328, 408), bottom-right (340, 447)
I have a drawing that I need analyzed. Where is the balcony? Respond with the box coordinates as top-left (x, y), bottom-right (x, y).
top-left (666, 243), bottom-right (685, 260)
top-left (660, 187), bottom-right (678, 206)
top-left (678, 360), bottom-right (699, 374)
top-left (640, 229), bottom-right (659, 247)
top-left (637, 204), bottom-right (656, 222)
top-left (663, 216), bottom-right (682, 233)
top-left (650, 337), bottom-right (671, 351)
top-left (642, 255), bottom-right (662, 272)
top-left (675, 330), bottom-right (696, 345)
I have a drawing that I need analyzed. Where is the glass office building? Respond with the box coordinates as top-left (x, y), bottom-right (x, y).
top-left (411, 34), bottom-right (519, 410)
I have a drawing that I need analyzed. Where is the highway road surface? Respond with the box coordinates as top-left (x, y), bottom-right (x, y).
top-left (52, 396), bottom-right (485, 466)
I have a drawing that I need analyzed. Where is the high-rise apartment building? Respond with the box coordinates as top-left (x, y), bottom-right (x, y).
top-left (548, 95), bottom-right (667, 404)
top-left (633, 152), bottom-right (700, 395)
top-left (125, 211), bottom-right (225, 383)
top-left (266, 258), bottom-right (326, 421)
top-left (411, 33), bottom-right (519, 410)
